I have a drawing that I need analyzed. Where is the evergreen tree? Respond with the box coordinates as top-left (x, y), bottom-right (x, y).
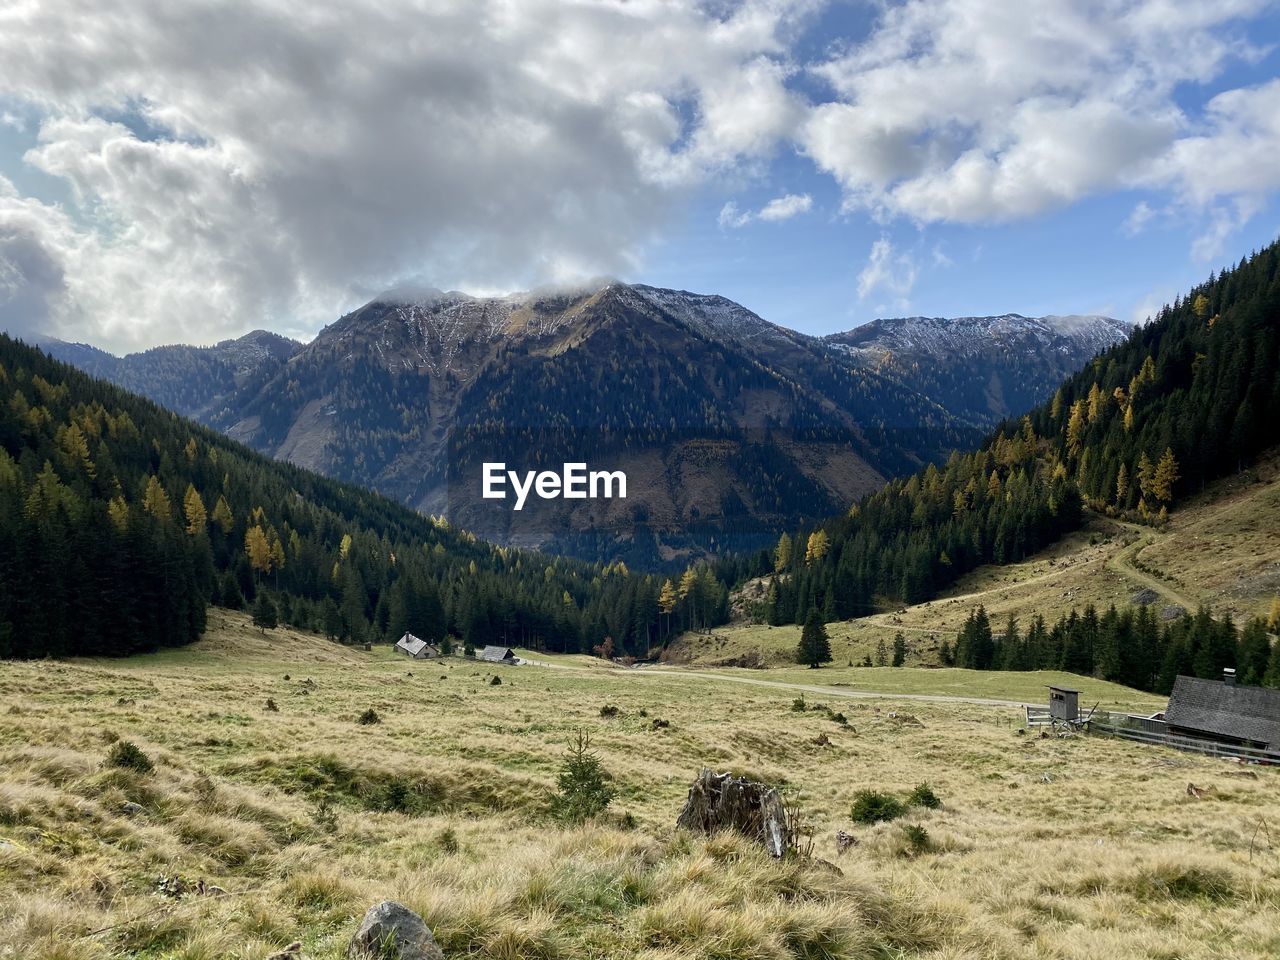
top-left (252, 592), bottom-right (278, 633)
top-left (796, 609), bottom-right (832, 669)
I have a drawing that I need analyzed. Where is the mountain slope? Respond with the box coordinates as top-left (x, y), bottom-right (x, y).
top-left (826, 313), bottom-right (1132, 425)
top-left (40, 329), bottom-right (302, 423)
top-left (0, 333), bottom-right (727, 659)
top-left (733, 237), bottom-right (1280, 661)
top-left (41, 284), bottom-right (1127, 565)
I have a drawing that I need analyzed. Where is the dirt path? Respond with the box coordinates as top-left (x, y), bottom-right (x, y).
top-left (1105, 519), bottom-right (1200, 614)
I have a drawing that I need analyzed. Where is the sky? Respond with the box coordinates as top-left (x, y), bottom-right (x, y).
top-left (1, 0), bottom-right (1279, 353)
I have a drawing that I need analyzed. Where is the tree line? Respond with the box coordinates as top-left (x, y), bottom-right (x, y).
top-left (0, 335), bottom-right (727, 659)
top-left (951, 603), bottom-right (1280, 694)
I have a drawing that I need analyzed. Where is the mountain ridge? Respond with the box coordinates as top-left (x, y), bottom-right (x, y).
top-left (37, 282), bottom-right (1127, 565)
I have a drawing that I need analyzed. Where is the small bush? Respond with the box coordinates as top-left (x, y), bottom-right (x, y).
top-left (791, 697), bottom-right (806, 712)
top-left (490, 675), bottom-right (502, 686)
top-left (850, 789), bottom-right (904, 825)
top-left (550, 733), bottom-right (614, 824)
top-left (901, 824), bottom-right (931, 857)
top-left (436, 827), bottom-right (459, 854)
top-left (599, 704), bottom-right (620, 718)
top-left (907, 782), bottom-right (942, 809)
top-left (357, 709), bottom-right (381, 725)
top-left (105, 740), bottom-right (153, 774)
top-left (831, 712), bottom-right (848, 726)
top-left (264, 698), bottom-right (279, 712)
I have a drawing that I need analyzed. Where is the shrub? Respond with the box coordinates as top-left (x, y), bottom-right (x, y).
top-left (490, 675), bottom-right (502, 686)
top-left (901, 824), bottom-right (931, 857)
top-left (831, 712), bottom-right (848, 726)
top-left (550, 733), bottom-right (614, 824)
top-left (264, 698), bottom-right (279, 712)
top-left (907, 782), bottom-right (942, 809)
top-left (357, 709), bottom-right (381, 725)
top-left (106, 740), bottom-right (153, 774)
top-left (850, 790), bottom-right (904, 825)
top-left (599, 704), bottom-right (620, 718)
top-left (791, 697), bottom-right (806, 712)
top-left (436, 827), bottom-right (459, 854)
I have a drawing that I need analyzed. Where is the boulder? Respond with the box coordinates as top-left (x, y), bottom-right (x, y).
top-left (347, 901), bottom-right (443, 960)
top-left (676, 768), bottom-right (791, 858)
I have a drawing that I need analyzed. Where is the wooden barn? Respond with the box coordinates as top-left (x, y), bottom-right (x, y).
top-left (479, 645), bottom-right (517, 664)
top-left (1164, 669), bottom-right (1280, 750)
top-left (394, 633), bottom-right (440, 660)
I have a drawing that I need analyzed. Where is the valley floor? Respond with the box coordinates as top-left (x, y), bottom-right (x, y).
top-left (2, 609), bottom-right (1279, 959)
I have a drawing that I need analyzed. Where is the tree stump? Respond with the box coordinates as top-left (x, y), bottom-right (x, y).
top-left (675, 768), bottom-right (791, 858)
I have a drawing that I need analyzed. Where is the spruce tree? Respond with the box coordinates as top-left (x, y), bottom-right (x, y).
top-left (796, 609), bottom-right (832, 669)
top-left (252, 593), bottom-right (278, 634)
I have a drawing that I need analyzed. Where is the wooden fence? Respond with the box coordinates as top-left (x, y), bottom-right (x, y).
top-left (1025, 704), bottom-right (1280, 763)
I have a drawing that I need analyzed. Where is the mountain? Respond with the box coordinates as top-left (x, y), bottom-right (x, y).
top-left (39, 329), bottom-right (302, 423)
top-left (0, 332), bottom-right (726, 660)
top-left (39, 284), bottom-right (1126, 565)
top-left (738, 238), bottom-right (1280, 651)
top-left (825, 313), bottom-right (1132, 425)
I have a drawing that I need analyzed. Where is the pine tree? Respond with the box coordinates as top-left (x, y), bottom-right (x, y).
top-left (891, 632), bottom-right (906, 667)
top-left (804, 530), bottom-right (829, 565)
top-left (183, 484), bottom-right (207, 536)
top-left (1151, 448), bottom-right (1180, 504)
top-left (774, 533), bottom-right (792, 572)
top-left (796, 609), bottom-right (832, 669)
top-left (252, 592), bottom-right (278, 633)
top-left (142, 476), bottom-right (172, 523)
top-left (211, 495), bottom-right (235, 535)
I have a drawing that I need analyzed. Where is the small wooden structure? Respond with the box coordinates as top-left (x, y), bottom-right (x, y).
top-left (394, 633), bottom-right (440, 660)
top-left (1049, 685), bottom-right (1080, 722)
top-left (479, 645), bottom-right (517, 664)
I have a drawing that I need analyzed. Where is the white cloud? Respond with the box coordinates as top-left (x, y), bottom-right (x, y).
top-left (3, 0), bottom-right (1280, 351)
top-left (758, 192), bottom-right (813, 221)
top-left (800, 0), bottom-right (1278, 242)
top-left (1122, 201), bottom-right (1158, 237)
top-left (0, 0), bottom-right (813, 351)
top-left (719, 191), bottom-right (812, 227)
top-left (856, 236), bottom-right (917, 307)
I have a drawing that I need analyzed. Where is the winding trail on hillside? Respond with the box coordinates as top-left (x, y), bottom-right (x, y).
top-left (1105, 518), bottom-right (1200, 615)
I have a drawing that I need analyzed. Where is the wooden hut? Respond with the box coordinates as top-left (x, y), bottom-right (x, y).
top-left (1165, 669), bottom-right (1280, 749)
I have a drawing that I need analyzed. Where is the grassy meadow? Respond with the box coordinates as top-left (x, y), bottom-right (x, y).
top-left (2, 609), bottom-right (1279, 959)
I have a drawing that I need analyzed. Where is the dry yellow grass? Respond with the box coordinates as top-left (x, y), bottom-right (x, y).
top-left (2, 611), bottom-right (1279, 959)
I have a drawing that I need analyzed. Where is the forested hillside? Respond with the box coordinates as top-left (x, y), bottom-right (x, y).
top-left (0, 336), bottom-right (727, 659)
top-left (740, 240), bottom-right (1280, 627)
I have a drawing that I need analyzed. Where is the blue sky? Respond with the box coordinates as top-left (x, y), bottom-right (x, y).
top-left (1, 0), bottom-right (1279, 351)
